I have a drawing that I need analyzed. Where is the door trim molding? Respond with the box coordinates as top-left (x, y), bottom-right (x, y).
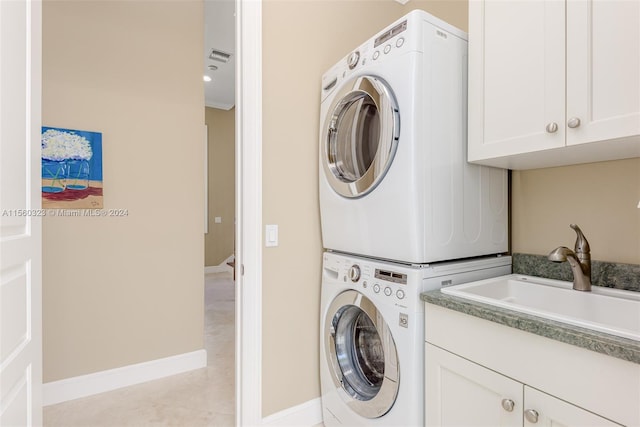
top-left (235, 0), bottom-right (263, 425)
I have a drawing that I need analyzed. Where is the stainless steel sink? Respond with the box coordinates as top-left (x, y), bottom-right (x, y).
top-left (441, 274), bottom-right (640, 341)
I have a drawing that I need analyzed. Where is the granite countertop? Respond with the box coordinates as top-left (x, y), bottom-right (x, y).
top-left (421, 289), bottom-right (640, 364)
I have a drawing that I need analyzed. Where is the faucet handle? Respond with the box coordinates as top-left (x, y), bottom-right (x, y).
top-left (570, 224), bottom-right (590, 255)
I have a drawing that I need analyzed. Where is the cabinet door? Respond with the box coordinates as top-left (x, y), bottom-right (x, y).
top-left (566, 0), bottom-right (640, 147)
top-left (468, 0), bottom-right (566, 162)
top-left (425, 343), bottom-right (522, 427)
top-left (524, 387), bottom-right (622, 427)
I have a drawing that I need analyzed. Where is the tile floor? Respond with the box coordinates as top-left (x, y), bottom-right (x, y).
top-left (44, 271), bottom-right (236, 426)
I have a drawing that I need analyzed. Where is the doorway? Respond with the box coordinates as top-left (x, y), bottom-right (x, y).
top-left (182, 0), bottom-right (265, 420)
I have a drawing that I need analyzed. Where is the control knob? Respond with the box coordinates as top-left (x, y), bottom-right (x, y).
top-left (347, 51), bottom-right (360, 69)
top-left (348, 265), bottom-right (361, 282)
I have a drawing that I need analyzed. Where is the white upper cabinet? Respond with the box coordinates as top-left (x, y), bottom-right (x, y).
top-left (468, 0), bottom-right (640, 169)
top-left (566, 1), bottom-right (640, 146)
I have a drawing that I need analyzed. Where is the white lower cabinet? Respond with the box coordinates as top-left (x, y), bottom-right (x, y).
top-left (524, 386), bottom-right (621, 427)
top-left (425, 343), bottom-right (622, 427)
top-left (425, 343), bottom-right (521, 426)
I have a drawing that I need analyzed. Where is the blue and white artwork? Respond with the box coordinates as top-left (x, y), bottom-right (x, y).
top-left (41, 126), bottom-right (103, 208)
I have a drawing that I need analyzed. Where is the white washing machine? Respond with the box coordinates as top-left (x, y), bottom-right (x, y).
top-left (319, 10), bottom-right (508, 264)
top-left (320, 251), bottom-right (512, 426)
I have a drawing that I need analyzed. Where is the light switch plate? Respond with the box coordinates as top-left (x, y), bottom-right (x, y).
top-left (265, 224), bottom-right (278, 247)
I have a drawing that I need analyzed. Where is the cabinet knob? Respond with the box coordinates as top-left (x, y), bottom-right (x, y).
top-left (524, 409), bottom-right (539, 423)
top-left (567, 117), bottom-right (581, 128)
top-left (501, 398), bottom-right (515, 412)
top-left (545, 122), bottom-right (558, 133)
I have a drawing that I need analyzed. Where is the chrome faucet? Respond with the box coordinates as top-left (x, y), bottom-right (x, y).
top-left (548, 224), bottom-right (592, 291)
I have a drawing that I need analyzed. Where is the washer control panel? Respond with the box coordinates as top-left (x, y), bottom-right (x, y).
top-left (340, 261), bottom-right (410, 306)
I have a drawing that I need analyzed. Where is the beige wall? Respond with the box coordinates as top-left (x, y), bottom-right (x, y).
top-left (42, 0), bottom-right (204, 382)
top-left (512, 158), bottom-right (640, 264)
top-left (261, 0), bottom-right (468, 416)
top-left (261, 0), bottom-right (639, 417)
top-left (204, 107), bottom-right (235, 266)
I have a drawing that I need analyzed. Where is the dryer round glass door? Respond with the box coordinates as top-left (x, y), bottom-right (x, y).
top-left (322, 75), bottom-right (400, 198)
top-left (325, 290), bottom-right (400, 418)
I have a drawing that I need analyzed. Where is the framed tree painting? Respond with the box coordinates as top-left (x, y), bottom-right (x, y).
top-left (41, 127), bottom-right (103, 209)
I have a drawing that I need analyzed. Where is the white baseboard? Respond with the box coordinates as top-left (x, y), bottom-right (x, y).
top-left (205, 254), bottom-right (235, 275)
top-left (43, 349), bottom-right (207, 406)
top-left (262, 397), bottom-right (323, 426)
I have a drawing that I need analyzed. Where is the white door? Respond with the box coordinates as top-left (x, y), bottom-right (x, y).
top-left (321, 75), bottom-right (400, 198)
top-left (324, 290), bottom-right (400, 418)
top-left (0, 0), bottom-right (43, 425)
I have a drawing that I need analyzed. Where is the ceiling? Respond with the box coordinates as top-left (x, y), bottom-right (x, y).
top-left (204, 0), bottom-right (236, 110)
top-left (203, 0), bottom-right (408, 110)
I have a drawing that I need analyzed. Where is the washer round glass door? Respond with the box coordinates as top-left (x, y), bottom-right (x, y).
top-left (322, 75), bottom-right (400, 198)
top-left (325, 290), bottom-right (400, 418)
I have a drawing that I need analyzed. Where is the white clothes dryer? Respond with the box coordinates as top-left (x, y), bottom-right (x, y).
top-left (320, 251), bottom-right (512, 426)
top-left (319, 10), bottom-right (508, 264)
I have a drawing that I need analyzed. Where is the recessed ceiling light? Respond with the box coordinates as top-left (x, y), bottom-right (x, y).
top-left (203, 75), bottom-right (212, 82)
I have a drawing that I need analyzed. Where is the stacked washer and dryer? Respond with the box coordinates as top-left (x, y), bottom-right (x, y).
top-left (318, 10), bottom-right (511, 426)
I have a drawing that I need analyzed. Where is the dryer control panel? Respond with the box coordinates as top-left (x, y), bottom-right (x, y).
top-left (321, 9), bottom-right (467, 103)
top-left (320, 15), bottom-right (418, 102)
top-left (374, 19), bottom-right (408, 47)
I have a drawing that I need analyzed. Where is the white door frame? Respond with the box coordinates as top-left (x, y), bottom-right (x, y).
top-left (235, 0), bottom-right (263, 425)
top-left (0, 0), bottom-right (43, 424)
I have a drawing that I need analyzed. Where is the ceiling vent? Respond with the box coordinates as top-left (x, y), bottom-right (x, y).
top-left (209, 49), bottom-right (231, 63)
